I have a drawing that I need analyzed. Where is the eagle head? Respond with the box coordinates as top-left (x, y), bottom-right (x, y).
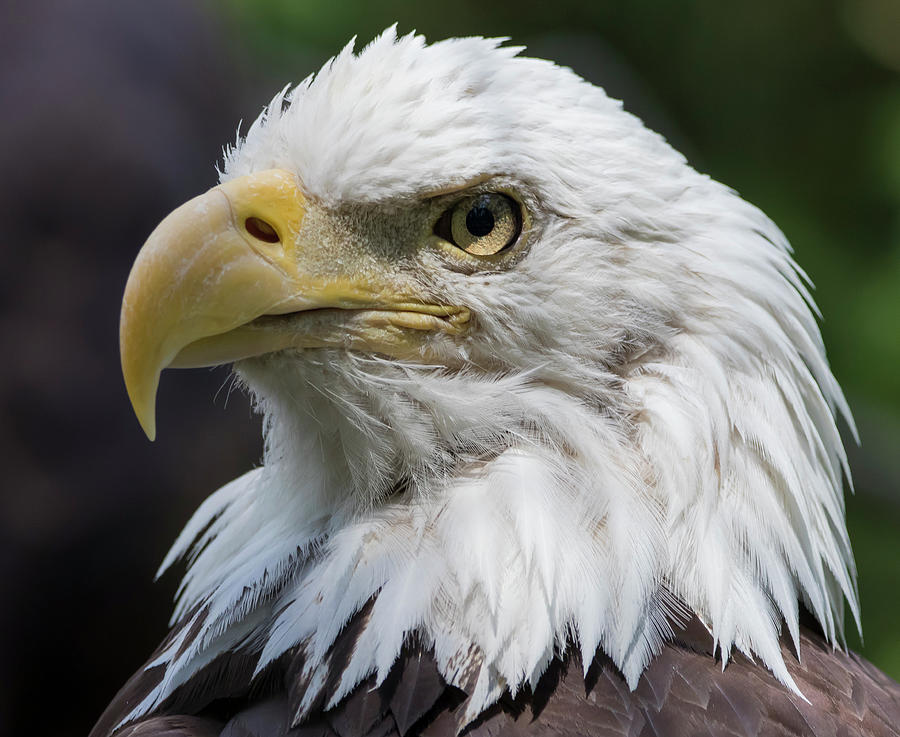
top-left (118, 28), bottom-right (857, 724)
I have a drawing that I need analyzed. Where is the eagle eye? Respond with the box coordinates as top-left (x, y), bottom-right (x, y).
top-left (436, 193), bottom-right (521, 256)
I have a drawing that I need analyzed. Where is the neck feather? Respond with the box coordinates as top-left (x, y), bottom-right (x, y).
top-left (132, 336), bottom-right (856, 723)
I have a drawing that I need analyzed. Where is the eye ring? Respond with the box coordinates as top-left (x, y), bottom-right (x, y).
top-left (435, 193), bottom-right (522, 255)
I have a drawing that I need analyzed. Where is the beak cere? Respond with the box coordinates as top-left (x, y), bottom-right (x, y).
top-left (120, 169), bottom-right (470, 441)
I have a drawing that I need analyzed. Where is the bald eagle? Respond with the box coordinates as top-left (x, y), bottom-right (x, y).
top-left (93, 29), bottom-right (900, 737)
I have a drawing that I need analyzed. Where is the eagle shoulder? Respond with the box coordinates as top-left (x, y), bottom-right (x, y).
top-left (92, 612), bottom-right (900, 737)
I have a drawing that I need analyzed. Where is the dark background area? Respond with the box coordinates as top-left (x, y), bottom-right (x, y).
top-left (1, 2), bottom-right (898, 736)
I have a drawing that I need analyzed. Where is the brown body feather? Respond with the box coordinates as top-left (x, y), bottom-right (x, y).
top-left (92, 611), bottom-right (900, 737)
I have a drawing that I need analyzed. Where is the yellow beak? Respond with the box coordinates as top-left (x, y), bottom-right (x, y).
top-left (120, 169), bottom-right (467, 440)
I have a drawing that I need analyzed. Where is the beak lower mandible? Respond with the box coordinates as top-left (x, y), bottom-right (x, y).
top-left (120, 169), bottom-right (306, 440)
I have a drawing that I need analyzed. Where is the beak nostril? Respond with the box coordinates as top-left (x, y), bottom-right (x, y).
top-left (245, 216), bottom-right (280, 243)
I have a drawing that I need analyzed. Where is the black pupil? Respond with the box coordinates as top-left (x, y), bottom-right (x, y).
top-left (466, 204), bottom-right (495, 237)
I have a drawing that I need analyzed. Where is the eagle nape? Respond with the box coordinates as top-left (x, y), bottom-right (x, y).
top-left (97, 27), bottom-right (900, 737)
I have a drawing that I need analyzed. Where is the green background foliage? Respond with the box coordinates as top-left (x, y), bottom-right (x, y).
top-left (217, 0), bottom-right (900, 677)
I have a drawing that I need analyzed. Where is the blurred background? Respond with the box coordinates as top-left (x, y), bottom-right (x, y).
top-left (1, 1), bottom-right (898, 735)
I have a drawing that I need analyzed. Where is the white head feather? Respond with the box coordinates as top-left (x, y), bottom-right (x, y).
top-left (129, 28), bottom-right (858, 724)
